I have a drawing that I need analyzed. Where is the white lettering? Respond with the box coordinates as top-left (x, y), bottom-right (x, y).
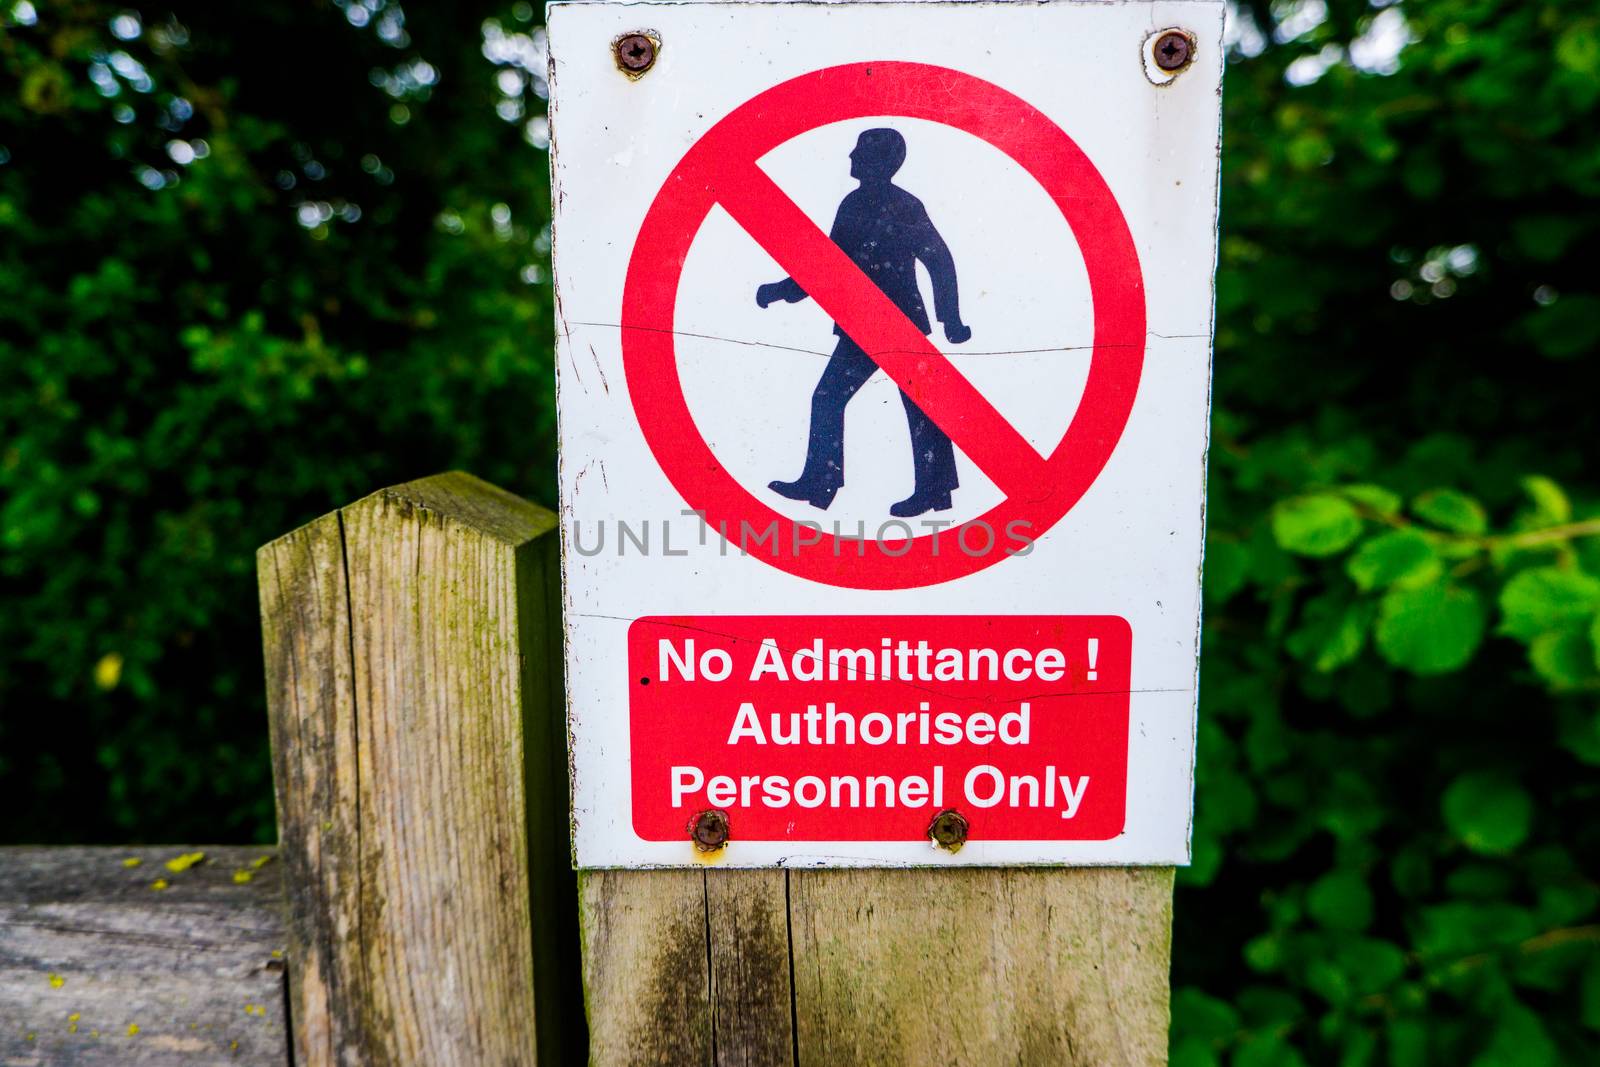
top-left (860, 712), bottom-right (892, 744)
top-left (707, 775), bottom-right (737, 807)
top-left (900, 775), bottom-right (930, 806)
top-left (965, 765), bottom-right (1005, 808)
top-left (1059, 775), bottom-right (1090, 819)
top-left (1002, 648), bottom-right (1032, 680)
top-left (659, 639), bottom-right (695, 681)
top-left (1035, 648), bottom-right (1065, 681)
top-left (794, 776), bottom-right (826, 808)
top-left (749, 638), bottom-right (788, 681)
top-left (700, 647), bottom-right (732, 681)
top-left (671, 766), bottom-right (703, 807)
top-left (727, 702), bottom-right (766, 745)
top-left (999, 703), bottom-right (1030, 744)
top-left (794, 638), bottom-right (824, 681)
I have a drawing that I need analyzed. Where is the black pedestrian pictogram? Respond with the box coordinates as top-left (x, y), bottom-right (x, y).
top-left (622, 61), bottom-right (1146, 588)
top-left (756, 128), bottom-right (973, 518)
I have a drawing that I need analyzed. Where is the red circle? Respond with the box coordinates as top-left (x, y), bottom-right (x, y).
top-left (622, 62), bottom-right (1145, 589)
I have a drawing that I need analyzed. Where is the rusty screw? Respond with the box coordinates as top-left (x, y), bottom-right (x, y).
top-left (689, 809), bottom-right (730, 851)
top-left (928, 809), bottom-right (969, 852)
top-left (614, 33), bottom-right (657, 76)
top-left (1153, 31), bottom-right (1193, 72)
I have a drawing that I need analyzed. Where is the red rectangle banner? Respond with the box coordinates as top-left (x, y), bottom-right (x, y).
top-left (628, 615), bottom-right (1131, 843)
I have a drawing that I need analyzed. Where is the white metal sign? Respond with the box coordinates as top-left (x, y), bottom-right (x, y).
top-left (547, 0), bottom-right (1224, 868)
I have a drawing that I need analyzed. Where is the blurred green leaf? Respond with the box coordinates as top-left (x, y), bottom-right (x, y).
top-left (1556, 22), bottom-right (1600, 75)
top-left (1340, 484), bottom-right (1402, 518)
top-left (1520, 476), bottom-right (1572, 525)
top-left (1243, 933), bottom-right (1282, 973)
top-left (1346, 530), bottom-right (1442, 591)
top-left (1307, 869), bottom-right (1375, 931)
top-left (1375, 581), bottom-right (1486, 674)
top-left (1334, 938), bottom-right (1407, 995)
top-left (1472, 1001), bottom-right (1560, 1067)
top-left (1172, 987), bottom-right (1241, 1043)
top-left (1528, 628), bottom-right (1598, 689)
top-left (1273, 494), bottom-right (1364, 557)
top-left (1414, 901), bottom-right (1537, 959)
top-left (1412, 490), bottom-right (1489, 537)
top-left (1442, 772), bottom-right (1533, 855)
top-left (1498, 566), bottom-right (1600, 641)
top-left (1287, 593), bottom-right (1372, 672)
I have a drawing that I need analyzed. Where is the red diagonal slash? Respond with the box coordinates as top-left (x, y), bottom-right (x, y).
top-left (619, 61), bottom-right (1146, 589)
top-left (713, 162), bottom-right (1050, 498)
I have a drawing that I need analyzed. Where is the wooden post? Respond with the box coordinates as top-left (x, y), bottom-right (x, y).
top-left (258, 472), bottom-right (578, 1067)
top-left (582, 866), bottom-right (1172, 1065)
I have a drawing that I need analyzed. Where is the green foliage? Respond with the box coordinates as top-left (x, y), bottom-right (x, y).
top-left (1272, 493), bottom-right (1366, 557)
top-left (1179, 0), bottom-right (1600, 1062)
top-left (0, 0), bottom-right (554, 841)
top-left (1499, 567), bottom-right (1600, 641)
top-left (1412, 489), bottom-right (1489, 537)
top-left (1345, 530), bottom-right (1440, 592)
top-left (2, 0), bottom-right (1598, 1062)
top-left (1442, 772), bottom-right (1534, 856)
top-left (1374, 580), bottom-right (1486, 675)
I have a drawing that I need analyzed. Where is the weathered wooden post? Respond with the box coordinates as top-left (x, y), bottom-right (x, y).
top-left (582, 866), bottom-right (1172, 1064)
top-left (546, 0), bottom-right (1224, 1061)
top-left (258, 472), bottom-right (577, 1066)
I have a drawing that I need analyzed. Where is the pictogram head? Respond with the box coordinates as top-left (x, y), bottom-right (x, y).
top-left (849, 128), bottom-right (907, 182)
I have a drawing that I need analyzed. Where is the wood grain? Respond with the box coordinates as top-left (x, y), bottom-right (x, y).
top-left (0, 846), bottom-right (288, 1066)
top-left (581, 866), bottom-right (1172, 1066)
top-left (258, 507), bottom-right (363, 1067)
top-left (788, 867), bottom-right (1173, 1066)
top-left (260, 471), bottom-right (578, 1066)
top-left (705, 870), bottom-right (794, 1067)
top-left (580, 869), bottom-right (712, 1066)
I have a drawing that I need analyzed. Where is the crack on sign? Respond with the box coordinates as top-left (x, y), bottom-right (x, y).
top-left (566, 319), bottom-right (1203, 360)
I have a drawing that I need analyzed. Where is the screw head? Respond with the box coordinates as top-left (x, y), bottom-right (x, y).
top-left (614, 33), bottom-right (657, 75)
top-left (689, 809), bottom-right (730, 851)
top-left (1153, 31), bottom-right (1193, 72)
top-left (928, 809), bottom-right (969, 852)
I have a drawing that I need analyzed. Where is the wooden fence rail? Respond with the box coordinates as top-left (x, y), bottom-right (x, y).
top-left (0, 846), bottom-right (289, 1065)
top-left (2, 471), bottom-right (1173, 1065)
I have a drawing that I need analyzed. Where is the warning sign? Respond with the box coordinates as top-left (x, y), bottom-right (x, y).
top-left (549, 0), bottom-right (1225, 868)
top-left (630, 616), bottom-right (1132, 842)
top-left (622, 61), bottom-right (1145, 589)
